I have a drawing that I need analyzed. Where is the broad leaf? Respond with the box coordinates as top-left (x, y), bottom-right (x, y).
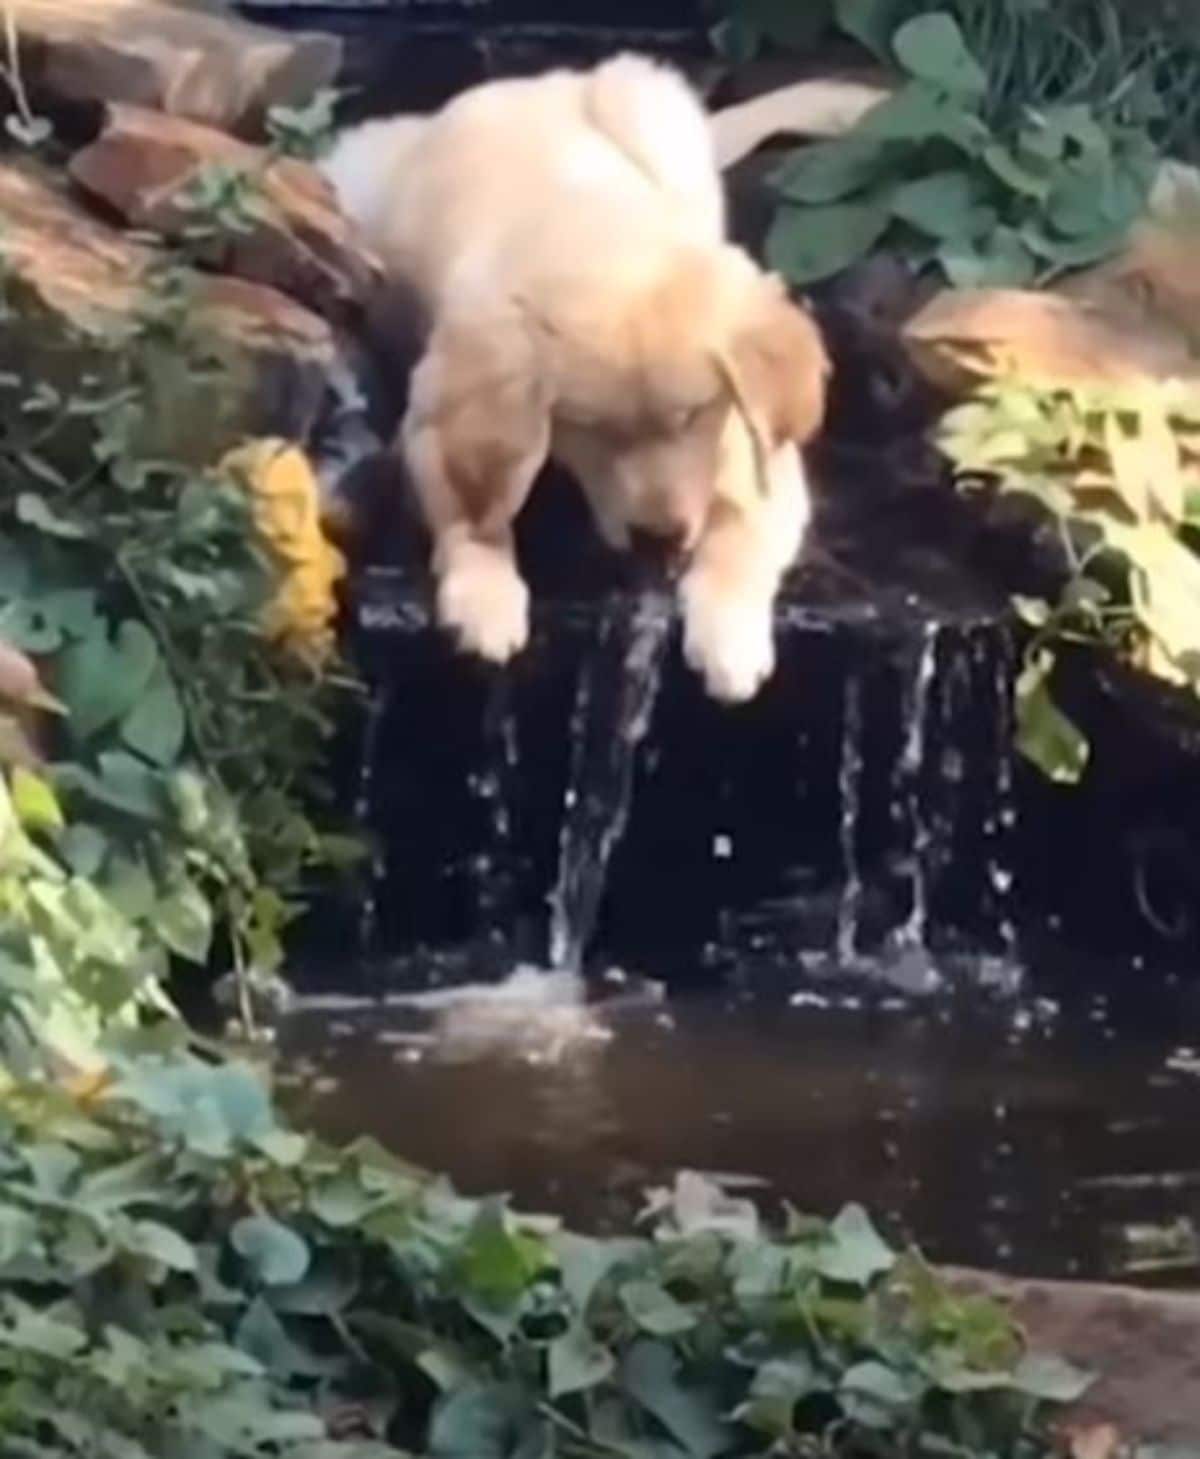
top-left (231, 1214), bottom-right (310, 1286)
top-left (548, 1322), bottom-right (615, 1398)
top-left (120, 666), bottom-right (186, 767)
top-left (766, 194), bottom-right (892, 283)
top-left (892, 13), bottom-right (987, 97)
top-left (58, 620), bottom-right (158, 739)
top-left (620, 1340), bottom-right (732, 1459)
top-left (1015, 653), bottom-right (1089, 784)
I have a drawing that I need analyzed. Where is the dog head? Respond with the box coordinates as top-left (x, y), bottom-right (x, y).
top-left (539, 244), bottom-right (830, 555)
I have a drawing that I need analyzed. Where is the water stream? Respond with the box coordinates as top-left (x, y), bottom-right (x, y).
top-left (835, 674), bottom-right (865, 967)
top-left (547, 589), bottom-right (672, 974)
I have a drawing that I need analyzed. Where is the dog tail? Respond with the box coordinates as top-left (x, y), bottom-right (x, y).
top-left (321, 114), bottom-right (428, 245)
top-left (583, 54), bottom-right (723, 236)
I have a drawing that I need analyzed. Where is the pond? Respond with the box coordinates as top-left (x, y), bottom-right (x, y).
top-left (278, 970), bottom-right (1200, 1285)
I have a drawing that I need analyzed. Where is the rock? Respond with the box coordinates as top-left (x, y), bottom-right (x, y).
top-left (900, 287), bottom-right (1196, 396)
top-left (947, 1267), bottom-right (1200, 1444)
top-left (15, 0), bottom-right (340, 137)
top-left (0, 161), bottom-right (335, 456)
top-left (70, 105), bottom-right (380, 324)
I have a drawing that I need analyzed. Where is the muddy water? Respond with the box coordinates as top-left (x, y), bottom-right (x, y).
top-left (278, 981), bottom-right (1200, 1283)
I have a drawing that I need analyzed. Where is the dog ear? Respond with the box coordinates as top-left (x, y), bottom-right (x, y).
top-left (404, 309), bottom-right (551, 531)
top-left (730, 275), bottom-right (830, 448)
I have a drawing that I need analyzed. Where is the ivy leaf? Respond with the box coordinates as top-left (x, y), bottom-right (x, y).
top-left (835, 0), bottom-right (902, 59)
top-left (1015, 652), bottom-right (1089, 784)
top-left (458, 1200), bottom-right (546, 1303)
top-left (122, 1219), bottom-right (198, 1273)
top-left (60, 823), bottom-right (108, 877)
top-left (939, 226), bottom-right (1036, 287)
top-left (152, 878), bottom-right (213, 964)
top-left (429, 1382), bottom-right (542, 1459)
top-left (839, 1360), bottom-right (926, 1429)
top-left (766, 194), bottom-right (892, 284)
top-left (770, 136), bottom-right (891, 204)
top-left (891, 170), bottom-right (991, 241)
top-left (120, 666), bottom-right (186, 767)
top-left (10, 766), bottom-right (63, 833)
top-left (58, 620), bottom-right (158, 739)
top-left (231, 1215), bottom-right (310, 1287)
top-left (548, 1322), bottom-right (615, 1398)
top-left (892, 13), bottom-right (987, 97)
top-left (621, 1340), bottom-right (732, 1459)
top-left (818, 1204), bottom-right (895, 1285)
top-left (620, 1280), bottom-right (699, 1336)
top-left (737, 1356), bottom-right (823, 1437)
top-left (16, 491), bottom-right (87, 539)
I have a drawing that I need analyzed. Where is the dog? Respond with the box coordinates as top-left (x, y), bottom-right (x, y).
top-left (323, 55), bottom-right (830, 702)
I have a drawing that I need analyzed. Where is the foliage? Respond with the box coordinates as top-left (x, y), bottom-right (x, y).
top-left (937, 376), bottom-right (1200, 782)
top-left (713, 0), bottom-right (1200, 160)
top-left (761, 10), bottom-right (1156, 287)
top-left (0, 187), bottom-right (356, 1070)
top-left (0, 1052), bottom-right (1090, 1459)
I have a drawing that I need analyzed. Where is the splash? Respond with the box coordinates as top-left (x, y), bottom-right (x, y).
top-left (548, 590), bottom-right (672, 974)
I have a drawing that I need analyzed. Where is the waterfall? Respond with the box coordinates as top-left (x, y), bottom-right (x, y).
top-left (353, 684), bottom-right (390, 959)
top-left (894, 621), bottom-right (941, 952)
top-left (547, 590), bottom-right (672, 975)
top-left (835, 674), bottom-right (865, 967)
top-left (469, 683), bottom-right (521, 943)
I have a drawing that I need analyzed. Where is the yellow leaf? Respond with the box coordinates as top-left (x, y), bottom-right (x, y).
top-left (11, 764), bottom-right (63, 833)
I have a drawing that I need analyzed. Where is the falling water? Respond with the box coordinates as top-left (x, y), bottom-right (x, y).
top-left (988, 634), bottom-right (1019, 961)
top-left (547, 590), bottom-right (672, 975)
top-left (894, 622), bottom-right (941, 951)
top-left (835, 674), bottom-right (865, 966)
top-left (353, 685), bottom-right (390, 957)
top-left (469, 684), bottom-right (521, 942)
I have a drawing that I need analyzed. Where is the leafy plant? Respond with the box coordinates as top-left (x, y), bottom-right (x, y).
top-left (0, 1052), bottom-right (1090, 1459)
top-left (0, 199), bottom-right (356, 1071)
top-left (937, 376), bottom-right (1200, 782)
top-left (763, 11), bottom-right (1157, 287)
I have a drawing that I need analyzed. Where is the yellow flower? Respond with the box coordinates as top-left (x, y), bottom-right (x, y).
top-left (221, 440), bottom-right (346, 667)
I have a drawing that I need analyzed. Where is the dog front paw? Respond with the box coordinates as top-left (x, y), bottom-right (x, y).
top-left (437, 554), bottom-right (530, 663)
top-left (680, 576), bottom-right (776, 704)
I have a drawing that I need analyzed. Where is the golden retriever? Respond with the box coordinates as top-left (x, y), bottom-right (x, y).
top-left (323, 55), bottom-right (830, 702)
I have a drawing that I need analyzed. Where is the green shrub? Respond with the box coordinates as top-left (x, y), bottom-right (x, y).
top-left (0, 1053), bottom-right (1088, 1459)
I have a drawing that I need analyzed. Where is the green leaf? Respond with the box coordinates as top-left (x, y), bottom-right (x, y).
top-left (620, 1280), bottom-right (699, 1336)
top-left (892, 13), bottom-right (987, 97)
top-left (16, 491), bottom-right (87, 539)
top-left (60, 823), bottom-right (108, 877)
top-left (620, 1340), bottom-right (732, 1459)
top-left (231, 1214), bottom-right (311, 1286)
top-left (122, 1219), bottom-right (198, 1273)
top-left (459, 1200), bottom-right (546, 1303)
top-left (835, 0), bottom-right (901, 59)
top-left (817, 1204), bottom-right (895, 1285)
top-left (839, 1360), bottom-right (925, 1429)
top-left (11, 765), bottom-right (63, 833)
top-left (737, 1356), bottom-right (823, 1437)
top-left (981, 142), bottom-right (1051, 200)
top-left (1012, 1352), bottom-right (1094, 1403)
top-left (429, 1382), bottom-right (541, 1459)
top-left (766, 194), bottom-right (892, 284)
top-left (152, 878), bottom-right (213, 964)
top-left (58, 620), bottom-right (158, 738)
top-left (891, 170), bottom-right (990, 241)
top-left (770, 135), bottom-right (890, 204)
top-left (1015, 653), bottom-right (1090, 784)
top-left (548, 1322), bottom-right (615, 1398)
top-left (938, 226), bottom-right (1036, 287)
top-left (0, 1206), bottom-right (38, 1265)
top-left (120, 666), bottom-right (185, 767)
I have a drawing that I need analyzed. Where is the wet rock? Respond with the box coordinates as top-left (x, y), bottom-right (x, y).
top-left (70, 105), bottom-right (380, 324)
top-left (16, 0), bottom-right (340, 137)
top-left (947, 1268), bottom-right (1200, 1444)
top-left (0, 162), bottom-right (335, 455)
top-left (900, 288), bottom-right (1195, 396)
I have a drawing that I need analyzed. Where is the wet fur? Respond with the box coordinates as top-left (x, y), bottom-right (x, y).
top-left (324, 54), bottom-right (830, 702)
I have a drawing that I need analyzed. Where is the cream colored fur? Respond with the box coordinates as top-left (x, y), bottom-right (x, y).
top-left (323, 54), bottom-right (830, 703)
